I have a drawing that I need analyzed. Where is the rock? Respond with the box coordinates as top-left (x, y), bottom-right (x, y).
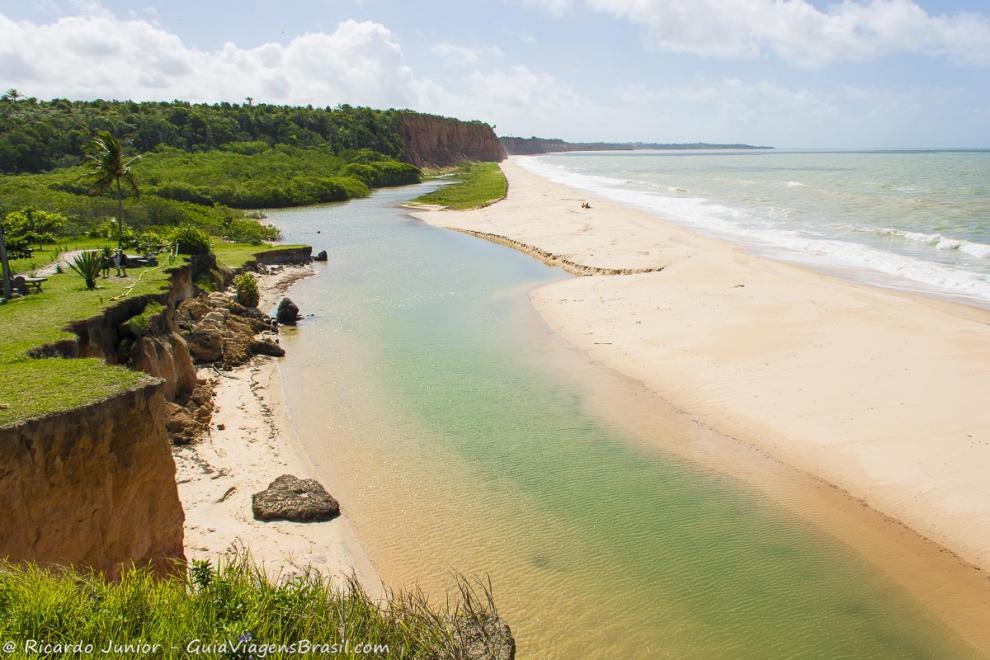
top-left (276, 298), bottom-right (300, 325)
top-left (252, 474), bottom-right (340, 522)
top-left (184, 326), bottom-right (223, 362)
top-left (457, 617), bottom-right (516, 660)
top-left (164, 402), bottom-right (204, 444)
top-left (249, 338), bottom-right (285, 357)
top-left (314, 250), bottom-right (328, 261)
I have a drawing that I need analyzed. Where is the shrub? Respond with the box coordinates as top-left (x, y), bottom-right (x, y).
top-left (234, 273), bottom-right (259, 308)
top-left (171, 225), bottom-right (211, 255)
top-left (68, 250), bottom-right (104, 289)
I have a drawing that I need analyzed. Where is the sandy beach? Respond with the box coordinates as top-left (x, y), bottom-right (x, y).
top-left (412, 158), bottom-right (990, 575)
top-left (174, 266), bottom-right (379, 592)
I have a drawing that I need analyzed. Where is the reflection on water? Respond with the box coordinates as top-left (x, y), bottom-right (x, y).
top-left (271, 184), bottom-right (970, 658)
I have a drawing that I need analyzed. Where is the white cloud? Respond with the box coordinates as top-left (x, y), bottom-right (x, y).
top-left (430, 41), bottom-right (504, 67)
top-left (0, 12), bottom-right (430, 107)
top-left (0, 6), bottom-right (585, 138)
top-left (536, 0), bottom-right (990, 67)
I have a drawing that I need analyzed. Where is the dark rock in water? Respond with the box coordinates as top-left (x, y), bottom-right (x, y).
top-left (314, 250), bottom-right (328, 261)
top-left (276, 297), bottom-right (300, 325)
top-left (252, 475), bottom-right (340, 522)
top-left (250, 338), bottom-right (285, 357)
top-left (457, 616), bottom-right (516, 660)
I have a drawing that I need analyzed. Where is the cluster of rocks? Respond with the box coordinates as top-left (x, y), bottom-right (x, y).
top-left (177, 292), bottom-right (285, 368)
top-left (164, 382), bottom-right (214, 444)
top-left (160, 289), bottom-right (302, 443)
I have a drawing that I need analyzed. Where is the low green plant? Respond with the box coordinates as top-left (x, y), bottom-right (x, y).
top-left (171, 225), bottom-right (211, 255)
top-left (67, 250), bottom-right (103, 290)
top-left (234, 273), bottom-right (260, 308)
top-left (0, 557), bottom-right (509, 658)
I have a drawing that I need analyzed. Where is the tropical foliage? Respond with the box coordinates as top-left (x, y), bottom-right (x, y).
top-left (67, 251), bottom-right (104, 290)
top-left (0, 98), bottom-right (408, 174)
top-left (81, 131), bottom-right (141, 249)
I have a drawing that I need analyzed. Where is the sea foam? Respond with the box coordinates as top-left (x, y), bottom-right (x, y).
top-left (518, 156), bottom-right (990, 306)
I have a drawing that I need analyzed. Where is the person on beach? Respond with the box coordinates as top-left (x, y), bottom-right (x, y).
top-left (113, 249), bottom-right (126, 277)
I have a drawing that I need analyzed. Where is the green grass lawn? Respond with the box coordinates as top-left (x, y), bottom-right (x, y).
top-left (211, 241), bottom-right (310, 269)
top-left (413, 162), bottom-right (507, 210)
top-left (7, 237), bottom-right (112, 276)
top-left (0, 240), bottom-right (305, 427)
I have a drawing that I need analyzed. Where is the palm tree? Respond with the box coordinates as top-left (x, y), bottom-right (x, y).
top-left (2, 89), bottom-right (21, 102)
top-left (82, 131), bottom-right (140, 251)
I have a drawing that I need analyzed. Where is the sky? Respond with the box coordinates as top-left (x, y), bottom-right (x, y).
top-left (1, 0), bottom-right (989, 148)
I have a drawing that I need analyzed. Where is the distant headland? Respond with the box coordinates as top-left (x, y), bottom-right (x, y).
top-left (500, 136), bottom-right (773, 155)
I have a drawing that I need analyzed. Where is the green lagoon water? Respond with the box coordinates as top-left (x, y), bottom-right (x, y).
top-left (270, 182), bottom-right (974, 658)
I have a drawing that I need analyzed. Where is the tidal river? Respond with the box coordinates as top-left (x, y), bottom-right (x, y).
top-left (268, 181), bottom-right (972, 658)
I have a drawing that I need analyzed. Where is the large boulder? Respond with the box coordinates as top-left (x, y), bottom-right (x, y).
top-left (184, 326), bottom-right (223, 363)
top-left (314, 250), bottom-right (328, 262)
top-left (252, 475), bottom-right (340, 522)
top-left (276, 298), bottom-right (300, 325)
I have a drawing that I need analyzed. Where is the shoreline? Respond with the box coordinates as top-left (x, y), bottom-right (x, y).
top-left (174, 265), bottom-right (380, 592)
top-left (412, 158), bottom-right (990, 648)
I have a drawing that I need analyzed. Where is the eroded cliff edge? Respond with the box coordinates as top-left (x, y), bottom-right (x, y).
top-left (0, 380), bottom-right (184, 578)
top-left (394, 113), bottom-right (505, 168)
top-left (0, 247), bottom-right (311, 577)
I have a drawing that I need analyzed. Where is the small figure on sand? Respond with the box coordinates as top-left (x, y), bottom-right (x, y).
top-left (581, 201), bottom-right (592, 209)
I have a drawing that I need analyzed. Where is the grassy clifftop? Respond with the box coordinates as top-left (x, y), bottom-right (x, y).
top-left (414, 163), bottom-right (507, 210)
top-left (0, 241), bottom-right (303, 427)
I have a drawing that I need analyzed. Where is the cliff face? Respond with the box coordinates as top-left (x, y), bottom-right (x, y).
top-left (394, 114), bottom-right (505, 168)
top-left (0, 381), bottom-right (185, 577)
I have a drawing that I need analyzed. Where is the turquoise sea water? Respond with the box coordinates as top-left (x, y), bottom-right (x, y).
top-left (269, 184), bottom-right (975, 658)
top-left (523, 150), bottom-right (990, 306)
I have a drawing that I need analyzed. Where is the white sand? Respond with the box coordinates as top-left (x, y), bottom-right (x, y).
top-left (413, 158), bottom-right (990, 572)
top-left (174, 268), bottom-right (380, 592)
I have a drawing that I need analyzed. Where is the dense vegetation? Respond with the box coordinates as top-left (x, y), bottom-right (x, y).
top-left (0, 97), bottom-right (421, 252)
top-left (0, 97), bottom-right (409, 174)
top-left (0, 558), bottom-right (507, 658)
top-left (414, 162), bottom-right (508, 210)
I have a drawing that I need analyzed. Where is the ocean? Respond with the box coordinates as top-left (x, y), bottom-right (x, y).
top-left (520, 150), bottom-right (990, 307)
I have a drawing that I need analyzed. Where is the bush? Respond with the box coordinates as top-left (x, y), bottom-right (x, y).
top-left (234, 273), bottom-right (259, 308)
top-left (171, 225), bottom-right (211, 255)
top-left (68, 250), bottom-right (104, 290)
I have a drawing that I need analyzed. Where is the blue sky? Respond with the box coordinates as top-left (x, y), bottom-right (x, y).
top-left (1, 0), bottom-right (989, 148)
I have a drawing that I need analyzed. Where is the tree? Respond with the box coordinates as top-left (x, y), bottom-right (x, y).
top-left (2, 89), bottom-right (21, 102)
top-left (81, 131), bottom-right (140, 250)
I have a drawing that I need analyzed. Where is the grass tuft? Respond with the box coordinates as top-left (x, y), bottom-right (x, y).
top-left (0, 557), bottom-right (508, 658)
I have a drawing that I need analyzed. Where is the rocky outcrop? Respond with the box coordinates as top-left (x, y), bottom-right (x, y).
top-left (394, 113), bottom-right (505, 168)
top-left (0, 381), bottom-right (185, 578)
top-left (252, 475), bottom-right (341, 522)
top-left (276, 298), bottom-right (300, 325)
top-left (177, 292), bottom-right (281, 368)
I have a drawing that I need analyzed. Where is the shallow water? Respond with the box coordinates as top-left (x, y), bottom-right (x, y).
top-left (523, 150), bottom-right (990, 307)
top-left (269, 183), bottom-right (972, 658)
